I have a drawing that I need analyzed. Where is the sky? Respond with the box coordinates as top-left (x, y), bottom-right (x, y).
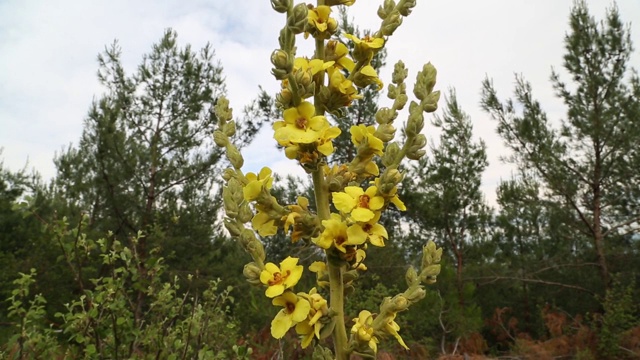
top-left (1, 0), bottom-right (639, 207)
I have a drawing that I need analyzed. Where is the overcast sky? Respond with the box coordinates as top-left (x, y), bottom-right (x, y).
top-left (1, 0), bottom-right (639, 206)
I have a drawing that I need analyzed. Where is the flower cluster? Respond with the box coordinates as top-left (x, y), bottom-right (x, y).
top-left (216, 0), bottom-right (443, 358)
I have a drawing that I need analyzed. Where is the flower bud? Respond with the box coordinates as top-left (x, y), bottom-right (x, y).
top-left (398, 0), bottom-right (416, 16)
top-left (214, 97), bottom-right (232, 121)
top-left (295, 69), bottom-right (313, 88)
top-left (223, 120), bottom-right (236, 137)
top-left (223, 187), bottom-right (239, 217)
top-left (405, 286), bottom-right (426, 302)
top-left (422, 90), bottom-right (440, 113)
top-left (276, 88), bottom-right (293, 109)
top-left (406, 101), bottom-right (424, 137)
top-left (405, 266), bottom-right (419, 286)
top-left (288, 3), bottom-right (308, 34)
top-left (381, 168), bottom-right (403, 186)
top-left (422, 62), bottom-right (438, 93)
top-left (226, 144), bottom-right (244, 169)
top-left (243, 262), bottom-right (263, 285)
top-left (391, 294), bottom-right (409, 312)
top-left (394, 93), bottom-right (408, 110)
top-left (377, 0), bottom-right (396, 20)
top-left (375, 107), bottom-right (397, 125)
top-left (270, 49), bottom-right (291, 71)
top-left (387, 84), bottom-right (398, 99)
top-left (373, 123), bottom-right (395, 142)
top-left (237, 203), bottom-right (254, 224)
top-left (381, 142), bottom-right (401, 167)
top-left (270, 0), bottom-right (290, 13)
top-left (392, 60), bottom-right (408, 84)
top-left (271, 68), bottom-right (289, 81)
top-left (227, 178), bottom-right (244, 203)
top-left (213, 130), bottom-right (228, 147)
top-left (422, 264), bottom-right (441, 278)
top-left (222, 168), bottom-right (235, 181)
top-left (245, 232), bottom-right (266, 261)
top-left (381, 10), bottom-right (402, 36)
top-left (224, 219), bottom-right (242, 237)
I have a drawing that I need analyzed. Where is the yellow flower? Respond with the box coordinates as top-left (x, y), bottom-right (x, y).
top-left (295, 319), bottom-right (315, 348)
top-left (384, 313), bottom-right (409, 350)
top-left (243, 167), bottom-right (273, 201)
top-left (309, 261), bottom-right (330, 288)
top-left (326, 40), bottom-right (355, 72)
top-left (350, 124), bottom-right (384, 156)
top-left (274, 101), bottom-right (329, 145)
top-left (317, 126), bottom-right (342, 156)
top-left (332, 186), bottom-right (384, 222)
top-left (351, 310), bottom-right (378, 353)
top-left (354, 64), bottom-right (384, 90)
top-left (374, 178), bottom-right (407, 211)
top-left (353, 212), bottom-right (388, 247)
top-left (354, 248), bottom-right (367, 271)
top-left (283, 196), bottom-right (308, 232)
top-left (295, 287), bottom-right (328, 347)
top-left (252, 205), bottom-right (278, 237)
top-left (313, 213), bottom-right (366, 252)
top-left (271, 291), bottom-right (311, 339)
top-left (307, 5), bottom-right (336, 34)
top-left (328, 66), bottom-right (362, 106)
top-left (260, 256), bottom-right (304, 298)
top-left (344, 33), bottom-right (385, 51)
top-left (294, 57), bottom-right (334, 76)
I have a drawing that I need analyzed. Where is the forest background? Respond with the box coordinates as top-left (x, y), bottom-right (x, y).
top-left (1, 0), bottom-right (640, 359)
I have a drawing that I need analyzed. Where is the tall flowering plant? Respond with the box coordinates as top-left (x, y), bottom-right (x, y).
top-left (214, 0), bottom-right (442, 358)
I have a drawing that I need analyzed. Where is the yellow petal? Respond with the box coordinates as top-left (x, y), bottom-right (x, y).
top-left (266, 284), bottom-right (285, 298)
top-left (351, 207), bottom-right (375, 222)
top-left (283, 107), bottom-right (299, 124)
top-left (317, 141), bottom-right (334, 156)
top-left (309, 261), bottom-right (326, 272)
top-left (243, 181), bottom-right (262, 201)
top-left (369, 196), bottom-right (384, 211)
top-left (365, 161), bottom-right (379, 176)
top-left (360, 65), bottom-right (378, 77)
top-left (332, 192), bottom-right (356, 213)
top-left (285, 145), bottom-right (299, 159)
top-left (292, 298), bottom-right (311, 322)
top-left (344, 186), bottom-right (364, 198)
top-left (259, 166), bottom-right (271, 179)
top-left (286, 265), bottom-right (304, 288)
top-left (391, 196), bottom-right (406, 211)
top-left (347, 225), bottom-right (368, 245)
top-left (298, 101), bottom-right (315, 119)
top-left (271, 310), bottom-right (293, 338)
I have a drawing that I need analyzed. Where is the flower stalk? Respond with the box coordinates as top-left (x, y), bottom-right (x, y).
top-left (215, 0), bottom-right (443, 358)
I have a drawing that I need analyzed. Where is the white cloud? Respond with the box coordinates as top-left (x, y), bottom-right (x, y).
top-left (1, 0), bottom-right (639, 207)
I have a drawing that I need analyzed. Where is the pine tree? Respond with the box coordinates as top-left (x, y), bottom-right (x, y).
top-left (403, 90), bottom-right (490, 303)
top-left (481, 1), bottom-right (640, 290)
top-left (53, 29), bottom-right (263, 323)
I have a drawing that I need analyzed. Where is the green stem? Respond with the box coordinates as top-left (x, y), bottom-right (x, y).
top-left (312, 153), bottom-right (348, 360)
top-left (328, 260), bottom-right (349, 360)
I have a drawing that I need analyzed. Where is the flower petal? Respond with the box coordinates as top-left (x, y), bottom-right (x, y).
top-left (352, 207), bottom-right (375, 222)
top-left (332, 192), bottom-right (356, 213)
top-left (271, 310), bottom-right (293, 338)
top-left (266, 284), bottom-right (285, 298)
top-left (292, 298), bottom-right (311, 322)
